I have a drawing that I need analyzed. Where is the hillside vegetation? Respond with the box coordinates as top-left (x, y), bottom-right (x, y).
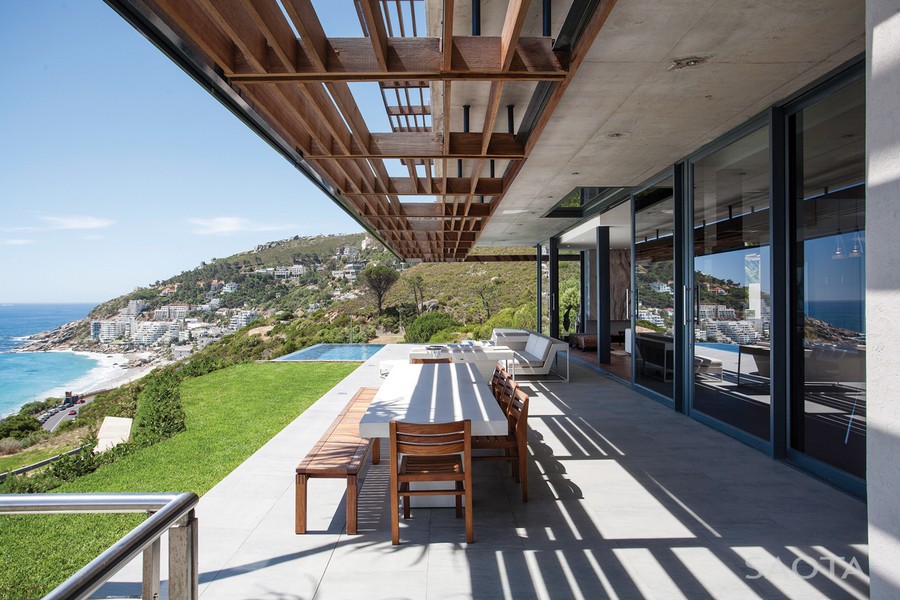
top-left (0, 362), bottom-right (357, 598)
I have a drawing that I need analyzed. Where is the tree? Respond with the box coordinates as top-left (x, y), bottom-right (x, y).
top-left (360, 264), bottom-right (399, 315)
top-left (406, 274), bottom-right (426, 315)
top-left (473, 278), bottom-right (501, 321)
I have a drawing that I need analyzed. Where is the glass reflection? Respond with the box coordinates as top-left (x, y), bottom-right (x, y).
top-left (692, 126), bottom-right (772, 440)
top-left (790, 78), bottom-right (865, 478)
top-left (633, 178), bottom-right (675, 400)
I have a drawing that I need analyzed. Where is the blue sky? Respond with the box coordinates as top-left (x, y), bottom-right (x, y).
top-left (0, 2), bottom-right (401, 304)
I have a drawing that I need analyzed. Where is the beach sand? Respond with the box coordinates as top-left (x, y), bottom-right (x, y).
top-left (39, 351), bottom-right (156, 400)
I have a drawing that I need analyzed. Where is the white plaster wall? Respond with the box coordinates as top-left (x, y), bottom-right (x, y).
top-left (866, 1), bottom-right (900, 597)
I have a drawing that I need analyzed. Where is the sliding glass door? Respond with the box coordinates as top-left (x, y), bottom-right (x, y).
top-left (632, 177), bottom-right (675, 402)
top-left (788, 77), bottom-right (865, 479)
top-left (691, 126), bottom-right (772, 442)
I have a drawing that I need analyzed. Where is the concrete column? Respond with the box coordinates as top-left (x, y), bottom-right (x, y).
top-left (579, 251), bottom-right (588, 332)
top-left (867, 2), bottom-right (900, 597)
top-left (596, 227), bottom-right (611, 364)
top-left (535, 244), bottom-right (543, 333)
top-left (549, 237), bottom-right (560, 339)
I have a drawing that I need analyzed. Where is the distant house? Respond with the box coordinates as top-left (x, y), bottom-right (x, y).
top-left (229, 310), bottom-right (258, 330)
top-left (222, 282), bottom-right (238, 293)
top-left (332, 262), bottom-right (366, 281)
top-left (124, 300), bottom-right (147, 316)
top-left (172, 345), bottom-right (193, 360)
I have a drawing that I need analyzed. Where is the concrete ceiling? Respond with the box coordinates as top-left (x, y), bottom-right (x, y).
top-left (479, 0), bottom-right (865, 248)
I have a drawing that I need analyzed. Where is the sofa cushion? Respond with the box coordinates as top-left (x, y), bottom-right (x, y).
top-left (513, 351), bottom-right (543, 367)
top-left (524, 335), bottom-right (551, 361)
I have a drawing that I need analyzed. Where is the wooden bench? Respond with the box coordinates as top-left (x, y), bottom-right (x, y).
top-left (295, 387), bottom-right (380, 535)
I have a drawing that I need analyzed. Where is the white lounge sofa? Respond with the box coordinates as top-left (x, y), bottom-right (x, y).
top-left (490, 328), bottom-right (531, 351)
top-left (505, 331), bottom-right (569, 380)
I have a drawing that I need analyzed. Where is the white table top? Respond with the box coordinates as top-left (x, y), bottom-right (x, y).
top-left (359, 363), bottom-right (508, 438)
top-left (408, 344), bottom-right (514, 360)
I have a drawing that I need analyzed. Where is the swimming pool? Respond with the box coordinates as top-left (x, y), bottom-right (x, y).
top-left (275, 343), bottom-right (385, 361)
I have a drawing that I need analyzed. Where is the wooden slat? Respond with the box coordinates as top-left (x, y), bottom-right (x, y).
top-left (358, 0), bottom-right (389, 71)
top-left (282, 0), bottom-right (330, 71)
top-left (386, 105), bottom-right (431, 116)
top-left (228, 37), bottom-right (565, 82)
top-left (441, 0), bottom-right (454, 71)
top-left (310, 132), bottom-right (523, 159)
top-left (349, 177), bottom-right (501, 196)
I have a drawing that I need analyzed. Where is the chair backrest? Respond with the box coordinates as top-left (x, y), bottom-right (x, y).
top-left (410, 357), bottom-right (452, 364)
top-left (508, 389), bottom-right (529, 438)
top-left (390, 420), bottom-right (471, 457)
top-left (491, 365), bottom-right (510, 399)
top-left (497, 378), bottom-right (519, 415)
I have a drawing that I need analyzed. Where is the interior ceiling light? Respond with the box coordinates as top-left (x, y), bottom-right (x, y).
top-left (668, 56), bottom-right (706, 70)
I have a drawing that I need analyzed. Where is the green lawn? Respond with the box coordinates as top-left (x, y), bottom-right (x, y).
top-left (0, 443), bottom-right (80, 473)
top-left (0, 361), bottom-right (358, 598)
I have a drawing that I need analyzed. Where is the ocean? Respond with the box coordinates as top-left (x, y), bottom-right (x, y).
top-left (0, 303), bottom-right (98, 418)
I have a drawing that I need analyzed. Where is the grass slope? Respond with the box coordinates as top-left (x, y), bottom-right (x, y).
top-left (0, 442), bottom-right (80, 473)
top-left (0, 361), bottom-right (358, 598)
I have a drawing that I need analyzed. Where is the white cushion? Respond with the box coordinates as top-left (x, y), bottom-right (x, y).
top-left (524, 335), bottom-right (551, 361)
top-left (513, 351), bottom-right (543, 367)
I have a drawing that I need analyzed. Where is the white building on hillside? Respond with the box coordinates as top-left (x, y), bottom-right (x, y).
top-left (230, 310), bottom-right (258, 330)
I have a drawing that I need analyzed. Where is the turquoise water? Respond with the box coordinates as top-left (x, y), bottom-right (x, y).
top-left (275, 344), bottom-right (385, 361)
top-left (0, 303), bottom-right (98, 418)
top-left (696, 342), bottom-right (739, 353)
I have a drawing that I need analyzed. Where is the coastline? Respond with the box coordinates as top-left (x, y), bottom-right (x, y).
top-left (1, 316), bottom-right (171, 418)
top-left (39, 350), bottom-right (157, 399)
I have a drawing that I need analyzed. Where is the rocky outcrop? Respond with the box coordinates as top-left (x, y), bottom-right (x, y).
top-left (805, 317), bottom-right (861, 345)
top-left (16, 320), bottom-right (87, 352)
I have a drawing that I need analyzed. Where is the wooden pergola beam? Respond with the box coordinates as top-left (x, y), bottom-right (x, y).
top-left (358, 0), bottom-right (389, 71)
top-left (359, 202), bottom-right (492, 218)
top-left (442, 0), bottom-right (454, 72)
top-left (386, 105), bottom-right (431, 116)
top-left (310, 133), bottom-right (524, 159)
top-left (348, 177), bottom-right (502, 196)
top-left (228, 37), bottom-right (565, 82)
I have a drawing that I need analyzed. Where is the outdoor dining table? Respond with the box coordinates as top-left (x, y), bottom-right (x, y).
top-left (407, 342), bottom-right (515, 380)
top-left (359, 362), bottom-right (508, 438)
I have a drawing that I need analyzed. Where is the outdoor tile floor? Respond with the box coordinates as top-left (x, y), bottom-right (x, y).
top-left (99, 345), bottom-right (868, 599)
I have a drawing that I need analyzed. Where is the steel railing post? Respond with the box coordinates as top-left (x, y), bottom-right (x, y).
top-left (142, 537), bottom-right (161, 600)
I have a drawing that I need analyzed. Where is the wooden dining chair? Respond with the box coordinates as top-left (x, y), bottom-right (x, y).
top-left (496, 377), bottom-right (518, 416)
top-left (389, 419), bottom-right (473, 544)
top-left (409, 357), bottom-right (452, 364)
top-left (490, 364), bottom-right (510, 401)
top-left (473, 388), bottom-right (529, 502)
top-left (390, 419), bottom-right (475, 545)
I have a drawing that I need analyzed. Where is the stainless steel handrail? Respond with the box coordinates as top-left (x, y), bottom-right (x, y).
top-left (0, 492), bottom-right (199, 600)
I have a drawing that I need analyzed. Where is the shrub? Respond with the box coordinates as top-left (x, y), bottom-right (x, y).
top-left (0, 413), bottom-right (42, 440)
top-left (48, 439), bottom-right (99, 483)
top-left (131, 371), bottom-right (186, 447)
top-left (404, 312), bottom-right (461, 343)
top-left (427, 329), bottom-right (458, 343)
top-left (18, 430), bottom-right (52, 447)
top-left (0, 438), bottom-right (24, 455)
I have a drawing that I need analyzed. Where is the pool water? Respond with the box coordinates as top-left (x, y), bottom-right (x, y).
top-left (275, 344), bottom-right (385, 361)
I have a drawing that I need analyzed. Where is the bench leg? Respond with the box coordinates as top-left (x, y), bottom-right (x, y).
top-left (295, 473), bottom-right (308, 534)
top-left (371, 438), bottom-right (380, 465)
top-left (346, 475), bottom-right (358, 535)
